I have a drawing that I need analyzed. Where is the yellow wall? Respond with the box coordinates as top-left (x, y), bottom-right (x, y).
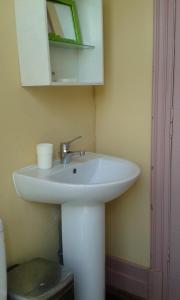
top-left (1, 0), bottom-right (153, 268)
top-left (95, 0), bottom-right (153, 266)
top-left (0, 1), bottom-right (95, 266)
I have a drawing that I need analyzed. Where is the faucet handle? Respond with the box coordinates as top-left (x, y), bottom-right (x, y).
top-left (64, 136), bottom-right (82, 147)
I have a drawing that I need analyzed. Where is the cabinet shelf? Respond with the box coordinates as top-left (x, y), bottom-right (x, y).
top-left (51, 80), bottom-right (101, 86)
top-left (49, 40), bottom-right (95, 50)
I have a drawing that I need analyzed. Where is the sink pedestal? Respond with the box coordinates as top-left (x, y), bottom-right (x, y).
top-left (62, 203), bottom-right (105, 300)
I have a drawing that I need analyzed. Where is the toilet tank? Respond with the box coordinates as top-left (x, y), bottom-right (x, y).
top-left (0, 219), bottom-right (7, 300)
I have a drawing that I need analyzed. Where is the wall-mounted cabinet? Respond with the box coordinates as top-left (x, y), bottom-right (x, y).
top-left (14, 0), bottom-right (104, 86)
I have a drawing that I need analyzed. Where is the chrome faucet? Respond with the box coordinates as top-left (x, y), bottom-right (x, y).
top-left (60, 136), bottom-right (85, 164)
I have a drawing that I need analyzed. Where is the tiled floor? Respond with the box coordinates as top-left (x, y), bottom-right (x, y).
top-left (106, 294), bottom-right (122, 300)
top-left (106, 295), bottom-right (119, 300)
top-left (106, 295), bottom-right (137, 300)
top-left (106, 289), bottom-right (145, 300)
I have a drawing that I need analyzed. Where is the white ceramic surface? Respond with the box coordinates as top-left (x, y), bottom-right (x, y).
top-left (62, 203), bottom-right (105, 300)
top-left (13, 152), bottom-right (140, 300)
top-left (13, 152), bottom-right (140, 205)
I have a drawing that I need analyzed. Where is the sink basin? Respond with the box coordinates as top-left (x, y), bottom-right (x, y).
top-left (13, 152), bottom-right (140, 205)
top-left (13, 152), bottom-right (140, 300)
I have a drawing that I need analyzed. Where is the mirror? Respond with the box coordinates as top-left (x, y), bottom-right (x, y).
top-left (47, 0), bottom-right (82, 44)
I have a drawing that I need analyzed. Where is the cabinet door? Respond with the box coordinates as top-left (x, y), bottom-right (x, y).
top-left (15, 0), bottom-right (51, 86)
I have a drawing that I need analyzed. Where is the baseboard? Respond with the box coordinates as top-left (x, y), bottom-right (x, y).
top-left (106, 256), bottom-right (149, 299)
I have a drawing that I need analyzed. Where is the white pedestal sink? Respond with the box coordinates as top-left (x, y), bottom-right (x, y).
top-left (13, 153), bottom-right (140, 300)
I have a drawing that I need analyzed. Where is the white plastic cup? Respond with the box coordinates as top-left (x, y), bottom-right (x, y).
top-left (36, 143), bottom-right (53, 169)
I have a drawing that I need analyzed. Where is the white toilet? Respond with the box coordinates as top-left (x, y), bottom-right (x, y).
top-left (0, 218), bottom-right (7, 300)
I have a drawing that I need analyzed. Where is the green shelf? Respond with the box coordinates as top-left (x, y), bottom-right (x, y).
top-left (49, 40), bottom-right (95, 49)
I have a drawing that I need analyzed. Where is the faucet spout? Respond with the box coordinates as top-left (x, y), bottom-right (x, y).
top-left (62, 150), bottom-right (85, 165)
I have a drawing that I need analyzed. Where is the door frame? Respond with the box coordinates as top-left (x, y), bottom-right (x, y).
top-left (150, 0), bottom-right (176, 299)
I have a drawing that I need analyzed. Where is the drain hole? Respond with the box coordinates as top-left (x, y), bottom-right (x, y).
top-left (73, 168), bottom-right (77, 174)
